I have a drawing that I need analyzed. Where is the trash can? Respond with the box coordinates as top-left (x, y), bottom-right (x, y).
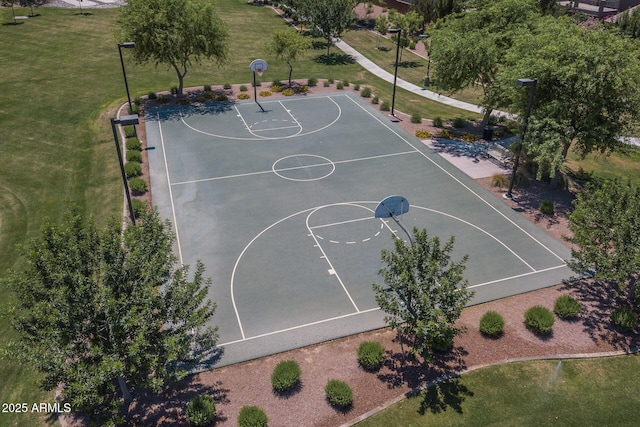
top-left (483, 126), bottom-right (493, 141)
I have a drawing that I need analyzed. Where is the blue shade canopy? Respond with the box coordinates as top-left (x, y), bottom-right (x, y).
top-left (374, 195), bottom-right (409, 218)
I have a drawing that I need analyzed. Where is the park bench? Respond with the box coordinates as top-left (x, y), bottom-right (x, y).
top-left (486, 143), bottom-right (512, 168)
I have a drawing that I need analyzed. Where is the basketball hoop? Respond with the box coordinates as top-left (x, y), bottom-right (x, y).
top-left (255, 68), bottom-right (264, 77)
top-left (250, 59), bottom-right (268, 76)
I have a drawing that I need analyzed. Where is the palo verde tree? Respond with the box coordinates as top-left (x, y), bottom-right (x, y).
top-left (496, 16), bottom-right (640, 180)
top-left (372, 228), bottom-right (473, 362)
top-left (298, 0), bottom-right (358, 55)
top-left (267, 28), bottom-right (312, 88)
top-left (118, 0), bottom-right (229, 96)
top-left (567, 179), bottom-right (640, 301)
top-left (6, 208), bottom-right (219, 425)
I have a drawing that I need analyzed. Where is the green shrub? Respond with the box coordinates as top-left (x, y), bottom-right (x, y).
top-left (361, 87), bottom-right (372, 98)
top-left (259, 90), bottom-right (272, 97)
top-left (432, 116), bottom-right (443, 127)
top-left (410, 111), bottom-right (422, 124)
top-left (380, 100), bottom-right (390, 111)
top-left (307, 77), bottom-right (318, 87)
top-left (271, 79), bottom-right (282, 87)
top-left (336, 82), bottom-right (344, 90)
top-left (282, 88), bottom-right (294, 96)
top-left (611, 306), bottom-right (638, 330)
top-left (237, 93), bottom-right (250, 100)
top-left (134, 97), bottom-right (144, 106)
top-left (409, 40), bottom-right (416, 49)
top-left (438, 129), bottom-right (456, 139)
top-left (298, 85), bottom-right (308, 93)
top-left (223, 82), bottom-right (232, 90)
top-left (357, 341), bottom-right (384, 371)
top-left (215, 94), bottom-right (228, 102)
top-left (490, 173), bottom-right (509, 188)
top-left (124, 125), bottom-right (136, 138)
top-left (156, 97), bottom-right (171, 104)
top-left (238, 405), bottom-right (268, 427)
top-left (415, 129), bottom-right (432, 139)
top-left (204, 84), bottom-right (212, 92)
top-left (460, 133), bottom-right (478, 142)
top-left (124, 161), bottom-right (141, 178)
top-left (252, 79), bottom-right (261, 87)
top-left (177, 98), bottom-right (190, 105)
top-left (353, 83), bottom-right (360, 91)
top-left (525, 305), bottom-right (555, 335)
top-left (431, 329), bottom-right (454, 352)
top-left (129, 177), bottom-right (147, 194)
top-left (554, 295), bottom-right (582, 319)
top-left (128, 104), bottom-right (140, 115)
top-left (147, 91), bottom-right (157, 100)
top-left (186, 395), bottom-right (216, 427)
top-left (540, 199), bottom-right (555, 215)
top-left (170, 86), bottom-right (179, 95)
top-left (371, 95), bottom-right (379, 104)
top-left (126, 150), bottom-right (142, 163)
top-left (240, 85), bottom-right (248, 92)
top-left (452, 117), bottom-right (467, 128)
top-left (325, 379), bottom-right (353, 408)
top-left (271, 360), bottom-right (301, 393)
top-left (328, 77), bottom-right (334, 84)
top-left (479, 311), bottom-right (505, 337)
top-left (131, 199), bottom-right (148, 218)
top-left (323, 80), bottom-right (330, 87)
top-left (126, 137), bottom-right (141, 151)
top-left (342, 79), bottom-right (349, 87)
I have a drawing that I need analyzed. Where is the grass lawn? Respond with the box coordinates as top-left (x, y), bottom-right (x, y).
top-left (565, 144), bottom-right (640, 186)
top-left (356, 355), bottom-right (640, 427)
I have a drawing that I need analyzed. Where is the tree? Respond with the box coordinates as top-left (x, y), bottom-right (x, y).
top-left (617, 6), bottom-right (640, 38)
top-left (496, 16), bottom-right (640, 179)
top-left (299, 0), bottom-right (358, 55)
top-left (19, 0), bottom-right (47, 17)
top-left (388, 9), bottom-right (423, 61)
top-left (374, 14), bottom-right (390, 49)
top-left (428, 0), bottom-right (540, 126)
top-left (6, 208), bottom-right (218, 425)
top-left (567, 179), bottom-right (640, 299)
top-left (372, 228), bottom-right (473, 362)
top-left (118, 0), bottom-right (229, 95)
top-left (412, 0), bottom-right (463, 26)
top-left (267, 28), bottom-right (312, 87)
top-left (2, 0), bottom-right (17, 24)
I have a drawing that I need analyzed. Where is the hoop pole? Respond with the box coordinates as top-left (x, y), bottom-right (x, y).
top-left (253, 71), bottom-right (265, 112)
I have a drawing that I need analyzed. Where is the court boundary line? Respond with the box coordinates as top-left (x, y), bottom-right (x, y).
top-left (343, 94), bottom-right (566, 264)
top-left (157, 115), bottom-right (184, 265)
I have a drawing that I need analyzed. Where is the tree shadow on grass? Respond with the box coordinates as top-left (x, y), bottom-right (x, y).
top-left (314, 53), bottom-right (356, 65)
top-left (3, 21), bottom-right (25, 26)
top-left (397, 61), bottom-right (423, 69)
top-left (417, 376), bottom-right (474, 415)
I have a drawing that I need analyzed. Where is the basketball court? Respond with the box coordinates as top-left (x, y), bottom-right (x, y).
top-left (144, 92), bottom-right (573, 367)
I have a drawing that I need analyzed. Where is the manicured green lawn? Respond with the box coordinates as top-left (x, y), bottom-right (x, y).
top-left (565, 144), bottom-right (640, 186)
top-left (357, 355), bottom-right (640, 427)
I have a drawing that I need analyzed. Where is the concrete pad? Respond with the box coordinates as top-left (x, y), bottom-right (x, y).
top-left (422, 139), bottom-right (509, 179)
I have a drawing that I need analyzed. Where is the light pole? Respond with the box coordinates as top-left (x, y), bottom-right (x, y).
top-left (118, 42), bottom-right (135, 114)
top-left (110, 114), bottom-right (139, 225)
top-left (419, 34), bottom-right (430, 87)
top-left (505, 78), bottom-right (537, 199)
top-left (388, 28), bottom-right (401, 121)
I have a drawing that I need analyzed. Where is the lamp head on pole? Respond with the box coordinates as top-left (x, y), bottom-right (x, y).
top-left (114, 114), bottom-right (139, 126)
top-left (118, 42), bottom-right (136, 49)
top-left (517, 78), bottom-right (537, 87)
top-left (387, 28), bottom-right (401, 34)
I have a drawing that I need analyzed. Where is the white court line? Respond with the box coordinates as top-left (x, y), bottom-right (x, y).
top-left (157, 116), bottom-right (184, 265)
top-left (251, 125), bottom-right (300, 132)
top-left (218, 307), bottom-right (380, 347)
top-left (170, 150), bottom-right (417, 186)
top-left (279, 100), bottom-right (304, 137)
top-left (306, 205), bottom-right (360, 312)
top-left (309, 215), bottom-right (373, 230)
top-left (469, 264), bottom-right (567, 289)
top-left (344, 95), bottom-right (566, 264)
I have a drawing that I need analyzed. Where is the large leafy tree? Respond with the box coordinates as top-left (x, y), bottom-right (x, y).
top-left (6, 208), bottom-right (218, 425)
top-left (567, 180), bottom-right (640, 299)
top-left (429, 0), bottom-right (540, 125)
top-left (298, 0), bottom-right (358, 55)
top-left (372, 228), bottom-right (473, 362)
top-left (411, 0), bottom-right (463, 26)
top-left (496, 16), bottom-right (640, 179)
top-left (118, 0), bottom-right (229, 95)
top-left (267, 28), bottom-right (312, 87)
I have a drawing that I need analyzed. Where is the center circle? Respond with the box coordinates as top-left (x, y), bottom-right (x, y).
top-left (272, 154), bottom-right (335, 181)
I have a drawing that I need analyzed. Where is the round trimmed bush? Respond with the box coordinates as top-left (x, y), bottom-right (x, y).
top-left (554, 294), bottom-right (582, 319)
top-left (259, 90), bottom-right (272, 97)
top-left (432, 116), bottom-right (443, 127)
top-left (129, 177), bottom-right (147, 194)
top-left (540, 199), bottom-right (555, 215)
top-left (336, 82), bottom-right (344, 90)
top-left (611, 306), bottom-right (638, 330)
top-left (361, 87), bottom-right (372, 98)
top-left (126, 137), bottom-right (141, 151)
top-left (271, 360), bottom-right (301, 393)
top-left (380, 100), bottom-right (390, 111)
top-left (525, 305), bottom-right (555, 335)
top-left (410, 111), bottom-right (422, 124)
top-left (124, 161), bottom-right (142, 178)
top-left (223, 82), bottom-right (232, 90)
top-left (240, 85), bottom-right (248, 92)
top-left (282, 88), bottom-right (294, 96)
top-left (357, 341), bottom-right (384, 371)
top-left (307, 77), bottom-right (318, 87)
top-left (237, 405), bottom-right (268, 427)
top-left (126, 150), bottom-right (142, 163)
top-left (131, 199), bottom-right (148, 218)
top-left (371, 95), bottom-right (379, 104)
top-left (479, 310), bottom-right (505, 337)
top-left (325, 379), bottom-right (353, 408)
top-left (124, 125), bottom-right (136, 138)
top-left (186, 395), bottom-right (216, 427)
top-left (452, 117), bottom-right (467, 128)
top-left (237, 93), bottom-right (250, 100)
